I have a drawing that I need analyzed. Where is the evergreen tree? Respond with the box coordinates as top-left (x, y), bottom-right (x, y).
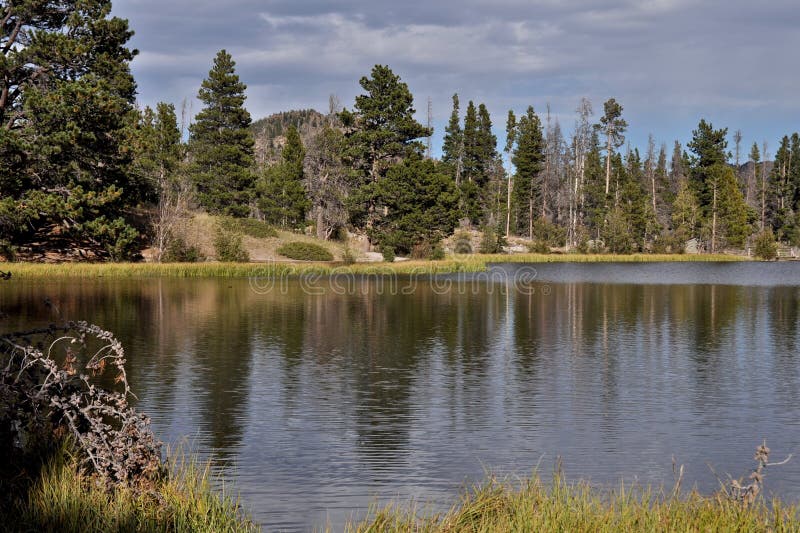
top-left (457, 103), bottom-right (498, 224)
top-left (596, 98), bottom-right (627, 196)
top-left (442, 93), bottom-right (463, 182)
top-left (258, 126), bottom-right (310, 228)
top-left (340, 65), bottom-right (429, 228)
top-left (367, 158), bottom-right (459, 254)
top-left (0, 0), bottom-right (140, 259)
top-left (188, 50), bottom-right (256, 218)
top-left (672, 178), bottom-right (700, 242)
top-left (511, 106), bottom-right (545, 238)
top-left (687, 119), bottom-right (728, 205)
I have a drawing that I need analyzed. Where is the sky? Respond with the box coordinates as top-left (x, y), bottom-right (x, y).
top-left (113, 0), bottom-right (800, 160)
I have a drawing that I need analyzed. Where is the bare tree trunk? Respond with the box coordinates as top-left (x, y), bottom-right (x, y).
top-left (506, 175), bottom-right (512, 238)
top-left (712, 181), bottom-right (718, 253)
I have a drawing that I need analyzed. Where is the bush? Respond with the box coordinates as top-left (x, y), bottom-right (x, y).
top-left (218, 216), bottom-right (277, 239)
top-left (527, 240), bottom-right (551, 254)
top-left (277, 241), bottom-right (334, 261)
top-left (453, 231), bottom-right (473, 254)
top-left (214, 230), bottom-right (249, 262)
top-left (0, 240), bottom-right (16, 262)
top-left (753, 229), bottom-right (778, 260)
top-left (161, 236), bottom-right (202, 263)
top-left (479, 226), bottom-right (505, 254)
top-left (80, 216), bottom-right (141, 261)
top-left (411, 241), bottom-right (445, 260)
top-left (341, 248), bottom-right (356, 265)
top-left (381, 245), bottom-right (395, 263)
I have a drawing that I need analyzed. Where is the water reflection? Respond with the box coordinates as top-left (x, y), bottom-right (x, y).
top-left (1, 262), bottom-right (799, 531)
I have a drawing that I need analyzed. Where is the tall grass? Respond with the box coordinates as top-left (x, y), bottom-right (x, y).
top-left (4, 253), bottom-right (749, 279)
top-left (348, 474), bottom-right (799, 532)
top-left (1, 448), bottom-right (256, 533)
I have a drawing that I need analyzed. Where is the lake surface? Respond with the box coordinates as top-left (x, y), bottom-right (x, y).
top-left (2, 262), bottom-right (800, 531)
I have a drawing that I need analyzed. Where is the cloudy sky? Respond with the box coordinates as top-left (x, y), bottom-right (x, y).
top-left (113, 0), bottom-right (799, 158)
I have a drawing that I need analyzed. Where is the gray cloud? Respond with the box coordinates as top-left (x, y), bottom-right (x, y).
top-left (114, 0), bottom-right (800, 154)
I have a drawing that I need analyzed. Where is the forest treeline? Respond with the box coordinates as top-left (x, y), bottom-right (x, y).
top-left (1, 1), bottom-right (799, 261)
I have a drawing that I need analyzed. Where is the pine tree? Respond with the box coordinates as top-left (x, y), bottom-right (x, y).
top-left (258, 126), bottom-right (310, 228)
top-left (596, 98), bottom-right (627, 196)
top-left (687, 119), bottom-right (728, 205)
top-left (340, 65), bottom-right (429, 228)
top-left (511, 106), bottom-right (545, 238)
top-left (188, 50), bottom-right (256, 218)
top-left (0, 0), bottom-right (140, 259)
top-left (442, 93), bottom-right (463, 183)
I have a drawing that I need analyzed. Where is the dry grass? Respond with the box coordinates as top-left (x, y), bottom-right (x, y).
top-left (348, 474), bottom-right (799, 533)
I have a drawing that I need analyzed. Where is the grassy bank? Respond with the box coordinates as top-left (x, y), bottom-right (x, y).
top-left (1, 449), bottom-right (256, 533)
top-left (3, 253), bottom-right (749, 279)
top-left (348, 475), bottom-right (799, 532)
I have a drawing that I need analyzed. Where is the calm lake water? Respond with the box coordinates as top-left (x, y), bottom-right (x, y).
top-left (2, 262), bottom-right (800, 531)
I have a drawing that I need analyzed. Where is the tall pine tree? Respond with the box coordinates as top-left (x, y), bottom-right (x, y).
top-left (0, 0), bottom-right (140, 259)
top-left (510, 106), bottom-right (545, 238)
top-left (189, 50), bottom-right (256, 218)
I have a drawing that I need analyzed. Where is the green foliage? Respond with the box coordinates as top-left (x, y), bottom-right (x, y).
top-left (366, 158), bottom-right (459, 255)
top-left (276, 242), bottom-right (333, 261)
top-left (527, 241), bottom-right (551, 254)
top-left (189, 50), bottom-right (256, 217)
top-left (479, 226), bottom-right (506, 254)
top-left (79, 216), bottom-right (141, 262)
top-left (511, 106), bottom-right (545, 236)
top-left (341, 65), bottom-right (431, 227)
top-left (381, 245), bottom-right (396, 263)
top-left (161, 236), bottom-right (202, 263)
top-left (453, 231), bottom-right (474, 254)
top-left (603, 206), bottom-right (635, 254)
top-left (753, 228), bottom-right (778, 260)
top-left (258, 126), bottom-right (310, 228)
top-left (213, 230), bottom-right (249, 262)
top-left (0, 0), bottom-right (140, 257)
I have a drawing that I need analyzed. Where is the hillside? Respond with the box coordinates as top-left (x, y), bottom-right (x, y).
top-left (250, 109), bottom-right (327, 165)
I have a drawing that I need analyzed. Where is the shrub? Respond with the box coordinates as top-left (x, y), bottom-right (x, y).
top-left (527, 240), bottom-right (551, 254)
top-left (218, 216), bottom-right (277, 239)
top-left (381, 245), bottom-right (395, 263)
top-left (80, 216), bottom-right (141, 261)
top-left (277, 241), bottom-right (334, 261)
top-left (214, 230), bottom-right (249, 262)
top-left (753, 229), bottom-right (778, 260)
top-left (453, 231), bottom-right (473, 254)
top-left (479, 226), bottom-right (506, 254)
top-left (341, 248), bottom-right (356, 265)
top-left (0, 240), bottom-right (17, 262)
top-left (411, 241), bottom-right (445, 260)
top-left (161, 236), bottom-right (202, 263)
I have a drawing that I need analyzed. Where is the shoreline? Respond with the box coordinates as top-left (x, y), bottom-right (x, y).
top-left (2, 253), bottom-right (752, 279)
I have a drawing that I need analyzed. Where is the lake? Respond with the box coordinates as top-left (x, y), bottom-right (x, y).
top-left (2, 262), bottom-right (799, 531)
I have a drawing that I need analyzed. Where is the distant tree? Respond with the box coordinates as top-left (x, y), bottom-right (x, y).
top-left (0, 0), bottom-right (141, 259)
top-left (304, 126), bottom-right (350, 240)
top-left (504, 110), bottom-right (517, 237)
top-left (188, 50), bottom-right (256, 218)
top-left (511, 106), bottom-right (545, 238)
top-left (442, 93), bottom-right (463, 184)
top-left (702, 164), bottom-right (751, 251)
top-left (258, 126), bottom-right (310, 228)
top-left (687, 119), bottom-right (728, 204)
top-left (596, 98), bottom-right (628, 196)
top-left (672, 178), bottom-right (700, 242)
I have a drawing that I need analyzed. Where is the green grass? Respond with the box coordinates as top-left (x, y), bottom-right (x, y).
top-left (1, 449), bottom-right (256, 533)
top-left (2, 253), bottom-right (751, 279)
top-left (348, 474), bottom-right (799, 532)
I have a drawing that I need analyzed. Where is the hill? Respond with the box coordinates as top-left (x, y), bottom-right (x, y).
top-left (250, 109), bottom-right (327, 165)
